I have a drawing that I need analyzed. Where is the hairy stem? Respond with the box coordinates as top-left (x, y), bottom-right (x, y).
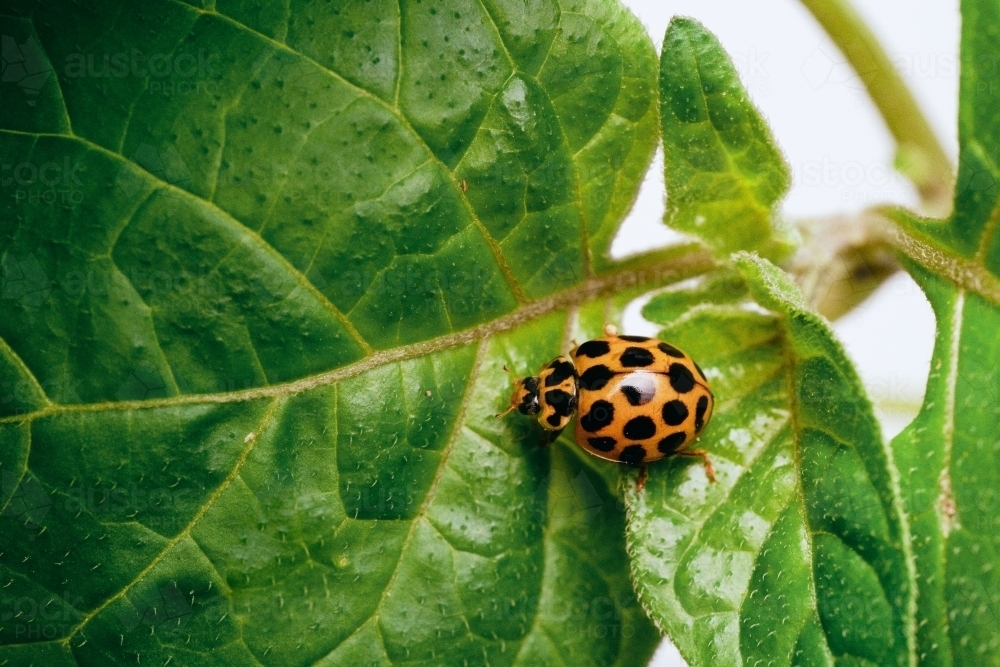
top-left (799, 0), bottom-right (953, 215)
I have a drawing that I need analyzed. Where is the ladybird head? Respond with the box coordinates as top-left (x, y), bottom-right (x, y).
top-left (495, 367), bottom-right (541, 418)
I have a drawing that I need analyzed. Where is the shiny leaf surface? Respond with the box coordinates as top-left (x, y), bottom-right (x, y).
top-left (886, 1), bottom-right (1000, 663)
top-left (0, 0), bottom-right (670, 664)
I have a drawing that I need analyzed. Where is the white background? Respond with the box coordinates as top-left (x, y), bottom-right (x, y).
top-left (608, 1), bottom-right (959, 664)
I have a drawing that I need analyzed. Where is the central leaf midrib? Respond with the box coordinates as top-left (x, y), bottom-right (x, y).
top-left (0, 248), bottom-right (714, 426)
top-left (674, 28), bottom-right (778, 225)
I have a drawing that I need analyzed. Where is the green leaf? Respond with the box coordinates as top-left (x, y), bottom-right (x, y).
top-left (890, 259), bottom-right (1000, 667)
top-left (876, 0), bottom-right (1000, 667)
top-left (626, 253), bottom-right (917, 667)
top-left (894, 0), bottom-right (999, 277)
top-left (0, 0), bottom-right (675, 663)
top-left (883, 1), bottom-right (1000, 663)
top-left (658, 18), bottom-right (795, 260)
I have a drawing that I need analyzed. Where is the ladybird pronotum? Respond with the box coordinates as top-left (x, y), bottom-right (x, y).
top-left (497, 325), bottom-right (715, 483)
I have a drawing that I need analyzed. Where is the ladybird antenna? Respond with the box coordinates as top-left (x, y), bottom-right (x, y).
top-left (494, 404), bottom-right (517, 419)
top-left (502, 364), bottom-right (515, 376)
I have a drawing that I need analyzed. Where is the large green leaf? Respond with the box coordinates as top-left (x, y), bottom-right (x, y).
top-left (885, 0), bottom-right (1000, 663)
top-left (0, 0), bottom-right (682, 664)
top-left (890, 259), bottom-right (1000, 667)
top-left (627, 254), bottom-right (916, 667)
top-left (658, 18), bottom-right (795, 260)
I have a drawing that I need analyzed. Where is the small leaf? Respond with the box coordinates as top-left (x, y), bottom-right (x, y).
top-left (659, 18), bottom-right (794, 260)
top-left (642, 269), bottom-right (748, 324)
top-left (626, 254), bottom-right (916, 667)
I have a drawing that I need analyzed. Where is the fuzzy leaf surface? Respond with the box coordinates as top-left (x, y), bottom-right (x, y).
top-left (658, 18), bottom-right (794, 260)
top-left (627, 255), bottom-right (916, 667)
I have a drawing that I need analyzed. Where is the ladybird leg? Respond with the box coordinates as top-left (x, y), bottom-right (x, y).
top-left (541, 427), bottom-right (565, 447)
top-left (635, 464), bottom-right (648, 492)
top-left (677, 449), bottom-right (716, 483)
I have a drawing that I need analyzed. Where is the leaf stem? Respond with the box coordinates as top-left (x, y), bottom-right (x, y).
top-left (799, 0), bottom-right (953, 214)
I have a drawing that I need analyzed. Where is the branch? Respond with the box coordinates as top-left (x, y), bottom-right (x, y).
top-left (799, 0), bottom-right (954, 215)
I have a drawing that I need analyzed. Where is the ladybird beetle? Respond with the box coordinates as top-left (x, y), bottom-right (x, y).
top-left (497, 325), bottom-right (715, 486)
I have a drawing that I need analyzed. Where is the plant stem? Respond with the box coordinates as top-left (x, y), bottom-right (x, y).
top-left (799, 0), bottom-right (953, 215)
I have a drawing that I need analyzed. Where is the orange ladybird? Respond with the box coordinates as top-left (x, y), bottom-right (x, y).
top-left (498, 325), bottom-right (715, 485)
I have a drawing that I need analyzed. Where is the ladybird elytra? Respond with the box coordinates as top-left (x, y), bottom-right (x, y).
top-left (497, 325), bottom-right (716, 482)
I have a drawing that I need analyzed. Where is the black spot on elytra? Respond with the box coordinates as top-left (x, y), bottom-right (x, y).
top-left (619, 334), bottom-right (650, 342)
top-left (695, 395), bottom-right (710, 431)
top-left (620, 347), bottom-right (655, 367)
top-left (623, 416), bottom-right (656, 440)
top-left (547, 412), bottom-right (563, 427)
top-left (544, 389), bottom-right (575, 417)
top-left (662, 400), bottom-right (689, 426)
top-left (588, 436), bottom-right (617, 452)
top-left (658, 432), bottom-right (686, 454)
top-left (576, 340), bottom-right (610, 358)
top-left (580, 400), bottom-right (614, 432)
top-left (668, 363), bottom-right (695, 393)
top-left (579, 364), bottom-right (614, 391)
top-left (544, 359), bottom-right (576, 387)
top-left (658, 342), bottom-right (684, 358)
top-left (619, 445), bottom-right (647, 465)
top-left (620, 374), bottom-right (657, 406)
